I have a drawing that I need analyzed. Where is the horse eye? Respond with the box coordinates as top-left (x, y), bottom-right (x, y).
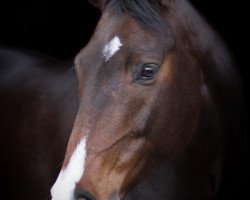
top-left (140, 64), bottom-right (159, 80)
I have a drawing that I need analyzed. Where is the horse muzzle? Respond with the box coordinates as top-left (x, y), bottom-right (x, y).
top-left (74, 188), bottom-right (96, 200)
top-left (74, 188), bottom-right (121, 200)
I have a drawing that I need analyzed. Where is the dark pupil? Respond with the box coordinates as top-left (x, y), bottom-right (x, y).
top-left (142, 67), bottom-right (155, 77)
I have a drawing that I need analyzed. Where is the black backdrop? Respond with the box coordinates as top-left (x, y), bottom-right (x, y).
top-left (0, 0), bottom-right (249, 197)
top-left (0, 0), bottom-right (249, 104)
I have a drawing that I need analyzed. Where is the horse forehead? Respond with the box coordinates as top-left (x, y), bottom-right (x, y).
top-left (96, 10), bottom-right (123, 36)
top-left (102, 35), bottom-right (123, 61)
top-left (96, 12), bottom-right (145, 40)
top-left (90, 12), bottom-right (155, 49)
top-left (76, 13), bottom-right (165, 67)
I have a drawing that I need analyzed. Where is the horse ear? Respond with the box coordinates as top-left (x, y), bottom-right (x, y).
top-left (88, 0), bottom-right (108, 10)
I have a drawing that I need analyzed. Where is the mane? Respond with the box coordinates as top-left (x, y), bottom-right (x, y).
top-left (106, 0), bottom-right (166, 31)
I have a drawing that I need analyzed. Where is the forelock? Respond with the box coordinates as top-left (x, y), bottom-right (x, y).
top-left (106, 0), bottom-right (169, 31)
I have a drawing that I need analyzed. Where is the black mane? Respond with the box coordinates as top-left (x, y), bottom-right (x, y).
top-left (107, 0), bottom-right (166, 31)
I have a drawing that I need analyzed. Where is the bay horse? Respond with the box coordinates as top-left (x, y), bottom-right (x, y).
top-left (0, 0), bottom-right (248, 199)
top-left (0, 49), bottom-right (78, 199)
top-left (50, 0), bottom-right (248, 200)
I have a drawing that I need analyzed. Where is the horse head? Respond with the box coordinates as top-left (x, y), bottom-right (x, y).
top-left (51, 0), bottom-right (202, 199)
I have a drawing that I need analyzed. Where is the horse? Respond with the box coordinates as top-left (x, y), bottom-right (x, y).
top-left (0, 48), bottom-right (78, 199)
top-left (0, 0), bottom-right (248, 199)
top-left (50, 0), bottom-right (248, 200)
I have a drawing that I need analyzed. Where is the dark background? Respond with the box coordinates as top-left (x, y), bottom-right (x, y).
top-left (0, 0), bottom-right (249, 102)
top-left (0, 0), bottom-right (249, 198)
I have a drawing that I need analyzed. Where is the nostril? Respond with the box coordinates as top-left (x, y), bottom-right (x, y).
top-left (74, 188), bottom-right (96, 200)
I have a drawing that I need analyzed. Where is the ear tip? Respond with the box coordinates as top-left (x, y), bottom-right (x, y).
top-left (88, 0), bottom-right (107, 10)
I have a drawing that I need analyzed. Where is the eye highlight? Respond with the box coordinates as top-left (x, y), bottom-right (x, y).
top-left (132, 63), bottom-right (160, 85)
top-left (140, 64), bottom-right (159, 80)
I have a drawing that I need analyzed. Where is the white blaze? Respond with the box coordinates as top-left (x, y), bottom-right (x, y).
top-left (102, 36), bottom-right (122, 61)
top-left (51, 137), bottom-right (87, 200)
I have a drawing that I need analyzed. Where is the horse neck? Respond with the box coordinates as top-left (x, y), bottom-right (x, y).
top-left (170, 1), bottom-right (248, 195)
top-left (168, 0), bottom-right (245, 115)
top-left (0, 47), bottom-right (78, 140)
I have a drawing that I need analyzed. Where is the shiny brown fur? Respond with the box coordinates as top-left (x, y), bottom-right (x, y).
top-left (58, 0), bottom-right (247, 200)
top-left (0, 48), bottom-right (78, 199)
top-left (0, 0), bottom-right (248, 199)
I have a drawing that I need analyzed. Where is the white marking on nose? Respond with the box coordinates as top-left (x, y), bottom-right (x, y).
top-left (102, 36), bottom-right (122, 61)
top-left (51, 137), bottom-right (87, 200)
